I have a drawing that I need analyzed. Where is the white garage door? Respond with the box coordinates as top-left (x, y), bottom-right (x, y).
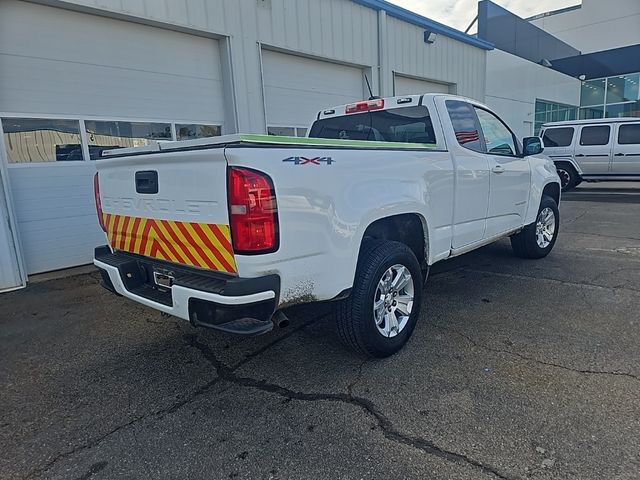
top-left (0, 0), bottom-right (226, 274)
top-left (393, 74), bottom-right (452, 96)
top-left (262, 50), bottom-right (365, 136)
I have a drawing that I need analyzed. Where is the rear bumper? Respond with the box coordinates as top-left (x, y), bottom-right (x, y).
top-left (94, 246), bottom-right (279, 335)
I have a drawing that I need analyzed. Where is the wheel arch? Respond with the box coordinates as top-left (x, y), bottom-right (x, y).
top-left (357, 212), bottom-right (430, 273)
top-left (553, 157), bottom-right (582, 175)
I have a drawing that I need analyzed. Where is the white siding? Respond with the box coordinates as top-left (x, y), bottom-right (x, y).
top-left (485, 49), bottom-right (581, 138)
top-left (385, 17), bottom-right (486, 101)
top-left (530, 0), bottom-right (640, 54)
top-left (393, 74), bottom-right (452, 96)
top-left (0, 169), bottom-right (23, 290)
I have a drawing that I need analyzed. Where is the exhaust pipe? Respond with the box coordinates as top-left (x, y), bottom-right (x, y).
top-left (271, 310), bottom-right (290, 329)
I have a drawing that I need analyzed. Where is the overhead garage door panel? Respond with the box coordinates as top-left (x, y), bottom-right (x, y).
top-left (0, 0), bottom-right (225, 124)
top-left (0, 0), bottom-right (227, 275)
top-left (394, 75), bottom-right (452, 96)
top-left (263, 50), bottom-right (365, 127)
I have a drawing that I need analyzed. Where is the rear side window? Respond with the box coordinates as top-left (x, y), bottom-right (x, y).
top-left (445, 100), bottom-right (483, 153)
top-left (579, 126), bottom-right (610, 146)
top-left (542, 127), bottom-right (574, 147)
top-left (308, 106), bottom-right (436, 145)
top-left (618, 124), bottom-right (640, 145)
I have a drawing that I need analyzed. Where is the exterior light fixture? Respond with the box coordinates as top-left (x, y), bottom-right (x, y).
top-left (424, 31), bottom-right (437, 44)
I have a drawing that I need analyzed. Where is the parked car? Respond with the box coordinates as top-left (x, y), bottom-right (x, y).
top-left (541, 118), bottom-right (640, 191)
top-left (93, 94), bottom-right (561, 357)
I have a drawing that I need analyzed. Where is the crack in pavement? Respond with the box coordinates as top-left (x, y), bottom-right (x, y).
top-left (22, 316), bottom-right (320, 480)
top-left (461, 268), bottom-right (640, 294)
top-left (185, 335), bottom-right (517, 480)
top-left (347, 359), bottom-right (367, 397)
top-left (436, 325), bottom-right (640, 383)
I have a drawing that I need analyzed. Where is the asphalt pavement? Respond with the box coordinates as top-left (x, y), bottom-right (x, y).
top-left (2, 182), bottom-right (639, 480)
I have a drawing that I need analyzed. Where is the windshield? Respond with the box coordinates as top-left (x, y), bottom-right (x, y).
top-left (309, 106), bottom-right (436, 145)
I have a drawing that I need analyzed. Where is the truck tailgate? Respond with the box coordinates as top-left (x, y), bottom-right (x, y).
top-left (95, 148), bottom-right (237, 274)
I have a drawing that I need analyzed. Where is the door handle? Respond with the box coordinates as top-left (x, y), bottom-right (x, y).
top-left (614, 153), bottom-right (625, 157)
top-left (492, 165), bottom-right (505, 174)
top-left (575, 154), bottom-right (585, 157)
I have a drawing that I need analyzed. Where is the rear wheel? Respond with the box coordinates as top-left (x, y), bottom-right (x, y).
top-left (511, 195), bottom-right (560, 259)
top-left (555, 163), bottom-right (579, 192)
top-left (335, 240), bottom-right (423, 358)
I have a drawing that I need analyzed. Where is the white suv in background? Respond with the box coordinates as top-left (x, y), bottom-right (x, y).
top-left (541, 118), bottom-right (640, 191)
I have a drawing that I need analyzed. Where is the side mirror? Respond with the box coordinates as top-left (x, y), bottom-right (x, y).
top-left (523, 136), bottom-right (544, 156)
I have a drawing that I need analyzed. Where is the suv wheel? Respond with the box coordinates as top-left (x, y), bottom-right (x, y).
top-left (335, 240), bottom-right (423, 358)
top-left (510, 195), bottom-right (560, 259)
top-left (556, 163), bottom-right (579, 192)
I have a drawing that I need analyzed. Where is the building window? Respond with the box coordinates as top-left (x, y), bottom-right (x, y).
top-left (534, 100), bottom-right (577, 134)
top-left (606, 74), bottom-right (640, 104)
top-left (176, 124), bottom-right (221, 140)
top-left (580, 72), bottom-right (640, 120)
top-left (85, 121), bottom-right (171, 159)
top-left (579, 106), bottom-right (605, 120)
top-left (1, 118), bottom-right (84, 163)
top-left (580, 126), bottom-right (610, 146)
top-left (267, 126), bottom-right (308, 138)
top-left (606, 101), bottom-right (640, 119)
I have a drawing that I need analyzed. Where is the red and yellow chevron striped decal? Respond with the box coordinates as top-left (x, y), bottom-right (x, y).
top-left (102, 213), bottom-right (237, 274)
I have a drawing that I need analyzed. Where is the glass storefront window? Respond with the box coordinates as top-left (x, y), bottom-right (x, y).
top-left (1, 118), bottom-right (83, 163)
top-left (176, 124), bottom-right (221, 140)
top-left (579, 106), bottom-right (605, 120)
top-left (85, 121), bottom-right (171, 159)
top-left (580, 79), bottom-right (606, 107)
top-left (534, 100), bottom-right (578, 134)
top-left (606, 74), bottom-right (640, 104)
top-left (267, 126), bottom-right (296, 136)
top-left (606, 101), bottom-right (640, 118)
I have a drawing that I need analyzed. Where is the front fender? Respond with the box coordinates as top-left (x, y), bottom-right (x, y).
top-left (524, 155), bottom-right (562, 226)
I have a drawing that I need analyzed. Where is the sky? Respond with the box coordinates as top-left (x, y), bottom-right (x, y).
top-left (388, 0), bottom-right (580, 31)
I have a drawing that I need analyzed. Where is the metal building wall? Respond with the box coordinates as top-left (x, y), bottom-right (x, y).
top-left (384, 16), bottom-right (486, 101)
top-left (31, 0), bottom-right (487, 130)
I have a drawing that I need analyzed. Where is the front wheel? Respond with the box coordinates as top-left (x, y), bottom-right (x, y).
top-left (335, 240), bottom-right (423, 358)
top-left (555, 163), bottom-right (579, 192)
top-left (510, 195), bottom-right (560, 259)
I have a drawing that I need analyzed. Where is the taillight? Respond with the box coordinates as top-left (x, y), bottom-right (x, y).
top-left (93, 173), bottom-right (107, 232)
top-left (227, 167), bottom-right (278, 254)
top-left (345, 98), bottom-right (385, 114)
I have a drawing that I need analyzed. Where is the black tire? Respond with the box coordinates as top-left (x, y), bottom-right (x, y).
top-left (555, 162), bottom-right (579, 192)
top-left (335, 240), bottom-right (423, 358)
top-left (511, 195), bottom-right (560, 259)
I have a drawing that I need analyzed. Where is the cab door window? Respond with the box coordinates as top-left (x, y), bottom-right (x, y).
top-left (473, 108), bottom-right (519, 156)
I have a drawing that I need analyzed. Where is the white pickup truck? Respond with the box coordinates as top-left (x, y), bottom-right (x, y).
top-left (93, 94), bottom-right (561, 357)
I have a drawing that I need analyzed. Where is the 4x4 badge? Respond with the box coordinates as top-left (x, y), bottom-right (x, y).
top-left (283, 156), bottom-right (335, 165)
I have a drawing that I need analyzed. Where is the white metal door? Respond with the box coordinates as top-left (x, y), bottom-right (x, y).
top-left (262, 50), bottom-right (365, 131)
top-left (0, 0), bottom-right (226, 274)
top-left (393, 75), bottom-right (452, 96)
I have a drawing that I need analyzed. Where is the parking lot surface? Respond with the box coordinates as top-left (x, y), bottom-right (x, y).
top-left (2, 184), bottom-right (639, 480)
